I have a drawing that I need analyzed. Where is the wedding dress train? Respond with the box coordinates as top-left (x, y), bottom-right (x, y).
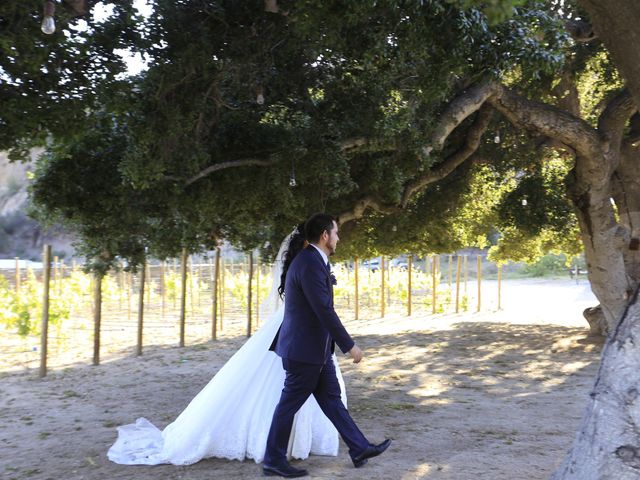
top-left (108, 238), bottom-right (346, 465)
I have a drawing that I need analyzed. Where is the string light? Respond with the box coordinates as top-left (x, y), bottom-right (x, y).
top-left (289, 159), bottom-right (297, 187)
top-left (256, 85), bottom-right (265, 105)
top-left (264, 0), bottom-right (279, 13)
top-left (41, 1), bottom-right (56, 34)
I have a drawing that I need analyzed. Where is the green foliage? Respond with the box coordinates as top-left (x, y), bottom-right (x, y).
top-left (521, 253), bottom-right (570, 277)
top-left (0, 270), bottom-right (73, 337)
top-left (7, 1), bottom-right (589, 269)
top-left (447, 0), bottom-right (526, 23)
top-left (0, 1), bottom-right (141, 159)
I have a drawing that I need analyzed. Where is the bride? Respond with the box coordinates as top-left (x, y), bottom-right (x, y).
top-left (107, 225), bottom-right (347, 465)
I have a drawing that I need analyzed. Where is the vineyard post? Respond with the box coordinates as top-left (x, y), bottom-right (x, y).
top-left (179, 249), bottom-right (188, 347)
top-left (39, 246), bottom-right (52, 378)
top-left (212, 248), bottom-right (220, 340)
top-left (455, 256), bottom-right (462, 313)
top-left (380, 256), bottom-right (385, 318)
top-left (247, 252), bottom-right (254, 338)
top-left (137, 259), bottom-right (146, 356)
top-left (407, 255), bottom-right (413, 316)
top-left (92, 270), bottom-right (103, 366)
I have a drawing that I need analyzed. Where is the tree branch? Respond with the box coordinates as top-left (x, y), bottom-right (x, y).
top-left (430, 82), bottom-right (498, 152)
top-left (339, 137), bottom-right (368, 150)
top-left (184, 157), bottom-right (278, 186)
top-left (336, 196), bottom-right (400, 226)
top-left (488, 84), bottom-right (603, 159)
top-left (401, 105), bottom-right (494, 208)
top-left (598, 89), bottom-right (637, 149)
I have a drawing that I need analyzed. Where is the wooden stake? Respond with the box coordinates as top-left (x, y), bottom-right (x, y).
top-left (477, 255), bottom-right (482, 312)
top-left (179, 248), bottom-right (188, 347)
top-left (407, 255), bottom-right (412, 316)
top-left (39, 246), bottom-right (52, 378)
top-left (92, 271), bottom-right (103, 366)
top-left (212, 248), bottom-right (220, 340)
top-left (380, 256), bottom-right (385, 318)
top-left (455, 255), bottom-right (462, 313)
top-left (189, 256), bottom-right (194, 317)
top-left (220, 258), bottom-right (225, 331)
top-left (247, 252), bottom-right (254, 337)
top-left (137, 259), bottom-right (146, 356)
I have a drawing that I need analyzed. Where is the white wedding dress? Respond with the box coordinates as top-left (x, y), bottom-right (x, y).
top-left (108, 236), bottom-right (346, 465)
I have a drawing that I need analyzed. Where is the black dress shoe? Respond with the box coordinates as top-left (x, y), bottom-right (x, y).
top-left (262, 463), bottom-right (309, 478)
top-left (352, 439), bottom-right (392, 468)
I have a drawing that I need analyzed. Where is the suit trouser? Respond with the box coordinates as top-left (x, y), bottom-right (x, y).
top-left (263, 356), bottom-right (369, 466)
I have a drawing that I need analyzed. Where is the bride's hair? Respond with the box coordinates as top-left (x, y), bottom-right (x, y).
top-left (278, 222), bottom-right (307, 299)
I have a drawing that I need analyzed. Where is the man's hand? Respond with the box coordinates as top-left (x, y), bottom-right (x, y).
top-left (349, 345), bottom-right (363, 364)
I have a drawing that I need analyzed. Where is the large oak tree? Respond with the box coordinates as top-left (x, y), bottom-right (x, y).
top-left (4, 1), bottom-right (640, 478)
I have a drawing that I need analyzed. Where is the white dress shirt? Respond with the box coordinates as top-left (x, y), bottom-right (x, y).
top-left (309, 243), bottom-right (329, 267)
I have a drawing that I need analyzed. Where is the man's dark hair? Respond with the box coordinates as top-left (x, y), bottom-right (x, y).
top-left (305, 213), bottom-right (336, 243)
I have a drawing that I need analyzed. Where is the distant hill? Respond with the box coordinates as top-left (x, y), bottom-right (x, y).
top-left (0, 151), bottom-right (75, 261)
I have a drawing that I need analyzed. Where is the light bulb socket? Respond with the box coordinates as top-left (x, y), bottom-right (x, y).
top-left (44, 0), bottom-right (55, 17)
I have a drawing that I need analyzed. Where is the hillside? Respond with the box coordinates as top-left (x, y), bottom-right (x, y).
top-left (0, 151), bottom-right (74, 261)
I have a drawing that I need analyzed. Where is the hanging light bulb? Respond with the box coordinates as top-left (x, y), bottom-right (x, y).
top-left (289, 159), bottom-right (296, 187)
top-left (41, 1), bottom-right (56, 34)
top-left (264, 0), bottom-right (279, 13)
top-left (256, 85), bottom-right (265, 105)
top-left (521, 198), bottom-right (528, 206)
top-left (494, 132), bottom-right (501, 143)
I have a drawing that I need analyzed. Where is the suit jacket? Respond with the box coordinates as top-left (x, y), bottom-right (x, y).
top-left (270, 246), bottom-right (355, 364)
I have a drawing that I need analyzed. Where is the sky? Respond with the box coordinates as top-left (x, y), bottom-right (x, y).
top-left (92, 0), bottom-right (152, 75)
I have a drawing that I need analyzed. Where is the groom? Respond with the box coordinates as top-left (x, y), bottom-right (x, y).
top-left (263, 213), bottom-right (391, 478)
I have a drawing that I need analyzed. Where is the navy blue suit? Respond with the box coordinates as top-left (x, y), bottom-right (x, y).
top-left (264, 246), bottom-right (368, 466)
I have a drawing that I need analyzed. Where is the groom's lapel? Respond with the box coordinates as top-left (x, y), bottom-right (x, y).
top-left (306, 247), bottom-right (334, 305)
top-left (306, 245), bottom-right (331, 274)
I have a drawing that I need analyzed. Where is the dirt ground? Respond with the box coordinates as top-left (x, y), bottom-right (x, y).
top-left (1, 279), bottom-right (603, 480)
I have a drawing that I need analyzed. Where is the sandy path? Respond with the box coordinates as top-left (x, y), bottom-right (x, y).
top-left (1, 279), bottom-right (602, 480)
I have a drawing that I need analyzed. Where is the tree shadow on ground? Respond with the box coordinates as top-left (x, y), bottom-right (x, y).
top-left (1, 322), bottom-right (602, 480)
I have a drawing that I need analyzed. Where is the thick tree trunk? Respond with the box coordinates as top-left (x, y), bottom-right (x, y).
top-left (583, 305), bottom-right (607, 337)
top-left (578, 0), bottom-right (640, 112)
top-left (552, 286), bottom-right (640, 480)
top-left (569, 166), bottom-right (630, 330)
top-left (423, 74), bottom-right (640, 480)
